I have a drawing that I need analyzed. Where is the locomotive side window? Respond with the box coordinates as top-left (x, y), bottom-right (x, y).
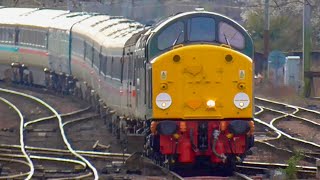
top-left (188, 17), bottom-right (215, 42)
top-left (157, 21), bottom-right (184, 50)
top-left (218, 22), bottom-right (245, 49)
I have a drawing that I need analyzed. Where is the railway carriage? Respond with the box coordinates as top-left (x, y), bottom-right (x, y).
top-left (0, 7), bottom-right (254, 173)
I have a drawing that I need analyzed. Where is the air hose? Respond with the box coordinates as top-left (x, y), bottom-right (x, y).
top-left (212, 130), bottom-right (227, 162)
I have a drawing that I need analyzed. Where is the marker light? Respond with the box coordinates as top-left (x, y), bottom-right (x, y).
top-left (207, 100), bottom-right (216, 108)
top-left (234, 93), bottom-right (250, 109)
top-left (156, 93), bottom-right (172, 109)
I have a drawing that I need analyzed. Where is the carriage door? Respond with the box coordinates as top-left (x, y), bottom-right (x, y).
top-left (127, 51), bottom-right (134, 108)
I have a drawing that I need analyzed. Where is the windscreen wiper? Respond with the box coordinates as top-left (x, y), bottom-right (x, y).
top-left (172, 30), bottom-right (184, 46)
top-left (224, 33), bottom-right (231, 47)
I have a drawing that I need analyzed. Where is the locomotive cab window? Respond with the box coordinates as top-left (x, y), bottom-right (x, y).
top-left (218, 22), bottom-right (245, 49)
top-left (188, 17), bottom-right (215, 42)
top-left (157, 21), bottom-right (184, 50)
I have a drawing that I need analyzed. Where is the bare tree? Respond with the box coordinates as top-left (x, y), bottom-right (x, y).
top-left (13, 0), bottom-right (19, 7)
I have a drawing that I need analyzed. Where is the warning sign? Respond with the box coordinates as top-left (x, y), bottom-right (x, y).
top-left (161, 71), bottom-right (167, 80)
top-left (239, 70), bottom-right (245, 80)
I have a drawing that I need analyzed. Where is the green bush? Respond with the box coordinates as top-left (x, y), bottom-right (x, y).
top-left (283, 151), bottom-right (303, 179)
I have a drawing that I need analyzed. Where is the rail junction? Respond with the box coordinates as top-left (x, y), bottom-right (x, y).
top-left (0, 83), bottom-right (319, 179)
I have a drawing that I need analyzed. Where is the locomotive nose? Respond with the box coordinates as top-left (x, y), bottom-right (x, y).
top-left (151, 44), bottom-right (253, 120)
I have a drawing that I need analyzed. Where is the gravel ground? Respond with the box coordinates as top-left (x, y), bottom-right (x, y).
top-left (255, 82), bottom-right (320, 108)
top-left (0, 83), bottom-right (88, 114)
top-left (0, 82), bottom-right (122, 152)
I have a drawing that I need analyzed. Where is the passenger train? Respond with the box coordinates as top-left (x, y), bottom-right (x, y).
top-left (0, 7), bottom-right (254, 173)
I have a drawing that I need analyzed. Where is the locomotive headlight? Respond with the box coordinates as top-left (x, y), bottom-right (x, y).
top-left (156, 93), bottom-right (172, 109)
top-left (234, 93), bottom-right (250, 109)
top-left (206, 100), bottom-right (216, 108)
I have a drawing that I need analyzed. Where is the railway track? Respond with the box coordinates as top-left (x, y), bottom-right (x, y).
top-left (1, 85), bottom-right (319, 179)
top-left (255, 97), bottom-right (320, 149)
top-left (0, 87), bottom-right (99, 179)
top-left (239, 162), bottom-right (317, 179)
top-left (252, 97), bottom-right (320, 165)
top-left (0, 86), bottom-right (179, 179)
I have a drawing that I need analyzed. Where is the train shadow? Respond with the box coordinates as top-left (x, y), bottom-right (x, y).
top-left (172, 160), bottom-right (234, 177)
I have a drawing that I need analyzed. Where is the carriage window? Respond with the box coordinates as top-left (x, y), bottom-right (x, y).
top-left (0, 27), bottom-right (15, 44)
top-left (101, 55), bottom-right (107, 75)
top-left (218, 22), bottom-right (245, 49)
top-left (188, 17), bottom-right (215, 42)
top-left (93, 48), bottom-right (100, 69)
top-left (106, 56), bottom-right (113, 77)
top-left (72, 36), bottom-right (84, 57)
top-left (85, 44), bottom-right (93, 63)
top-left (112, 57), bottom-right (121, 80)
top-left (157, 21), bottom-right (184, 50)
top-left (18, 28), bottom-right (47, 49)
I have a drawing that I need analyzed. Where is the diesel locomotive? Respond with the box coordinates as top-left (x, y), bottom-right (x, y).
top-left (0, 7), bottom-right (254, 172)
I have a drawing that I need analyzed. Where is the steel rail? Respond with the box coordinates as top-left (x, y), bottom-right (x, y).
top-left (0, 157), bottom-right (30, 179)
top-left (254, 105), bottom-right (264, 115)
top-left (0, 144), bottom-right (131, 157)
top-left (62, 114), bottom-right (100, 126)
top-left (25, 106), bottom-right (91, 126)
top-left (0, 88), bottom-right (99, 179)
top-left (242, 161), bottom-right (317, 171)
top-left (261, 107), bottom-right (320, 148)
top-left (255, 98), bottom-right (320, 149)
top-left (0, 153), bottom-right (86, 167)
top-left (234, 171), bottom-right (254, 180)
top-left (0, 96), bottom-right (34, 179)
top-left (168, 170), bottom-right (184, 180)
top-left (49, 172), bottom-right (93, 180)
top-left (0, 153), bottom-right (87, 179)
top-left (261, 106), bottom-right (320, 127)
